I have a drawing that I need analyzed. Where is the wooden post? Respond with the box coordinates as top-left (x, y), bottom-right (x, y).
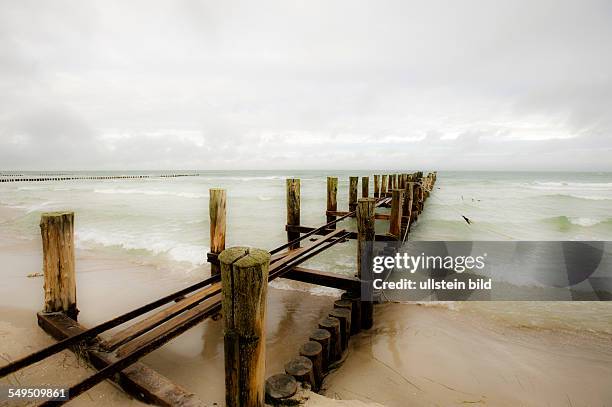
top-left (286, 179), bottom-right (301, 249)
top-left (402, 182), bottom-right (413, 231)
top-left (319, 317), bottom-right (341, 362)
top-left (339, 292), bottom-right (361, 334)
top-left (373, 175), bottom-right (380, 198)
top-left (361, 176), bottom-right (369, 197)
top-left (329, 308), bottom-right (351, 351)
top-left (349, 177), bottom-right (358, 213)
top-left (334, 299), bottom-right (355, 336)
top-left (299, 341), bottom-right (323, 390)
top-left (381, 175), bottom-right (388, 196)
top-left (388, 189), bottom-right (404, 239)
top-left (326, 177), bottom-right (338, 228)
top-left (220, 247), bottom-right (270, 407)
top-left (357, 198), bottom-right (376, 329)
top-left (209, 189), bottom-right (227, 276)
top-left (265, 374), bottom-right (297, 403)
top-left (40, 212), bottom-right (78, 320)
top-left (285, 356), bottom-right (315, 389)
top-left (415, 182), bottom-right (423, 214)
top-left (309, 329), bottom-right (331, 371)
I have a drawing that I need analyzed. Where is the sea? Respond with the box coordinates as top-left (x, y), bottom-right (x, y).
top-left (1, 170), bottom-right (611, 335)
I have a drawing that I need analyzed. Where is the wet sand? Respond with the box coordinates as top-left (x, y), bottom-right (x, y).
top-left (321, 303), bottom-right (612, 406)
top-left (1, 205), bottom-right (612, 406)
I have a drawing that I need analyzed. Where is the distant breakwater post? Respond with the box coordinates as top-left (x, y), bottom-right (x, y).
top-left (0, 171), bottom-right (437, 406)
top-left (0, 173), bottom-right (200, 182)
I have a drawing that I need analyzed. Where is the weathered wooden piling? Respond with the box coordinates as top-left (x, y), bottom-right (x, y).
top-left (349, 177), bottom-right (359, 213)
top-left (309, 329), bottom-right (331, 371)
top-left (265, 374), bottom-right (298, 404)
top-left (388, 189), bottom-right (404, 239)
top-left (209, 189), bottom-right (227, 276)
top-left (361, 176), bottom-right (369, 198)
top-left (286, 179), bottom-right (301, 249)
top-left (299, 341), bottom-right (323, 390)
top-left (381, 175), bottom-right (388, 196)
top-left (285, 356), bottom-right (315, 389)
top-left (318, 316), bottom-right (342, 362)
top-left (415, 182), bottom-right (423, 214)
top-left (40, 212), bottom-right (78, 320)
top-left (373, 175), bottom-right (380, 198)
top-left (339, 292), bottom-right (361, 334)
top-left (220, 247), bottom-right (270, 407)
top-left (326, 177), bottom-right (338, 228)
top-left (329, 308), bottom-right (351, 350)
top-left (403, 182), bottom-right (414, 230)
top-left (357, 198), bottom-right (375, 329)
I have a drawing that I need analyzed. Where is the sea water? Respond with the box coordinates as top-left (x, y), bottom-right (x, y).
top-left (1, 170), bottom-right (611, 335)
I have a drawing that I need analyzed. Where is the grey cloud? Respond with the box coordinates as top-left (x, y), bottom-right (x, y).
top-left (0, 0), bottom-right (611, 170)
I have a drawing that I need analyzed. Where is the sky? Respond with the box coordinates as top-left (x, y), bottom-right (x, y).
top-left (0, 0), bottom-right (611, 171)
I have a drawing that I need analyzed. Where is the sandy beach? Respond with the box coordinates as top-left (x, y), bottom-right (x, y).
top-left (320, 303), bottom-right (612, 407)
top-left (1, 204), bottom-right (611, 406)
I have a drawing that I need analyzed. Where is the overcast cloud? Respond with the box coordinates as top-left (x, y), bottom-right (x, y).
top-left (0, 0), bottom-right (611, 170)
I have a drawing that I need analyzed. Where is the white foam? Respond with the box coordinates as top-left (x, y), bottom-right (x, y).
top-left (568, 217), bottom-right (603, 227)
top-left (269, 279), bottom-right (342, 297)
top-left (531, 181), bottom-right (612, 191)
top-left (94, 188), bottom-right (207, 199)
top-left (25, 201), bottom-right (56, 213)
top-left (76, 228), bottom-right (208, 266)
top-left (564, 194), bottom-right (612, 201)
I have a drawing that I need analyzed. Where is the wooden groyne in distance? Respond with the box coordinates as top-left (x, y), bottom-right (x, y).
top-left (0, 173), bottom-right (200, 182)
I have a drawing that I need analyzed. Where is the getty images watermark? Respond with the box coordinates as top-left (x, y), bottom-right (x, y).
top-left (361, 241), bottom-right (612, 301)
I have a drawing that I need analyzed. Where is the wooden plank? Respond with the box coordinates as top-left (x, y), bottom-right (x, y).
top-left (285, 225), bottom-right (398, 242)
top-left (37, 312), bottom-right (205, 407)
top-left (270, 228), bottom-right (347, 271)
top-left (101, 282), bottom-right (220, 351)
top-left (283, 267), bottom-right (360, 291)
top-left (326, 210), bottom-right (390, 220)
top-left (116, 294), bottom-right (222, 357)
